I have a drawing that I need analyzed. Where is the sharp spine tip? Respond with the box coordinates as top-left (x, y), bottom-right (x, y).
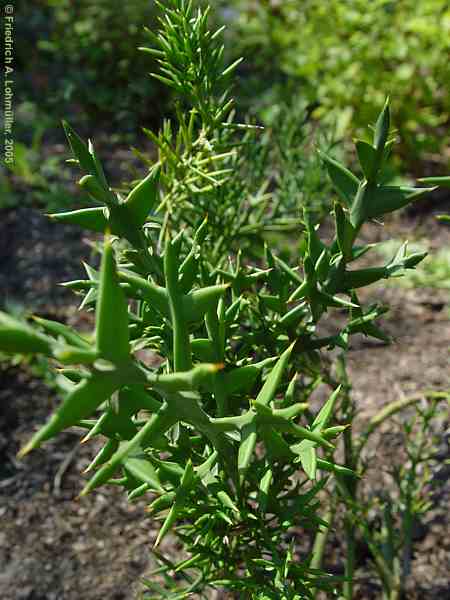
top-left (17, 443), bottom-right (33, 459)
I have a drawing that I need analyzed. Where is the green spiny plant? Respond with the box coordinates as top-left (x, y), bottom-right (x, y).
top-left (134, 0), bottom-right (306, 261)
top-left (374, 176), bottom-right (450, 292)
top-left (0, 2), bottom-right (443, 598)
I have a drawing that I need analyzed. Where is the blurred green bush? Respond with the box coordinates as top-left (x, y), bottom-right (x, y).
top-left (16, 0), bottom-right (450, 171)
top-left (219, 0), bottom-right (450, 172)
top-left (16, 0), bottom-right (166, 129)
top-left (13, 0), bottom-right (449, 179)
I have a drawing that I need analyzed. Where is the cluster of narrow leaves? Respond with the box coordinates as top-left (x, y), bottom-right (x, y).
top-left (0, 90), bottom-right (438, 598)
top-left (134, 0), bottom-right (302, 261)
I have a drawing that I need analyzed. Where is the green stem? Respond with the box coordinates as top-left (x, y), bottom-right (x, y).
top-left (343, 513), bottom-right (356, 600)
top-left (205, 306), bottom-right (227, 416)
top-left (310, 502), bottom-right (336, 574)
top-left (340, 376), bottom-right (358, 600)
top-left (355, 510), bottom-right (396, 596)
top-left (400, 426), bottom-right (425, 593)
top-left (164, 237), bottom-right (192, 371)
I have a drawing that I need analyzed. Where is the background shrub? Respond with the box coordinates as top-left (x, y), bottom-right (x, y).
top-left (217, 0), bottom-right (450, 172)
top-left (16, 0), bottom-right (163, 129)
top-left (16, 0), bottom-right (450, 173)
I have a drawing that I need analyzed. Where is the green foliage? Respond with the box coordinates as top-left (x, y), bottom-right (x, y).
top-left (220, 0), bottom-right (450, 170)
top-left (256, 100), bottom-right (336, 225)
top-left (377, 240), bottom-right (450, 290)
top-left (16, 0), bottom-right (450, 171)
top-left (17, 0), bottom-right (161, 126)
top-left (2, 2), bottom-right (446, 598)
top-left (133, 0), bottom-right (331, 259)
top-left (11, 0), bottom-right (332, 219)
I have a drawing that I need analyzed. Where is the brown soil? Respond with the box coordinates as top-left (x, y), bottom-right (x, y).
top-left (0, 206), bottom-right (449, 599)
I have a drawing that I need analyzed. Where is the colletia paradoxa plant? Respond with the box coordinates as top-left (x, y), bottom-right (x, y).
top-left (0, 2), bottom-right (439, 598)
